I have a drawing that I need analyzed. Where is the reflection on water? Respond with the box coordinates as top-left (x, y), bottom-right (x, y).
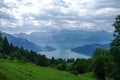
top-left (39, 49), bottom-right (90, 59)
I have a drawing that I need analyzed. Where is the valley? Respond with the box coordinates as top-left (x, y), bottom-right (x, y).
top-left (13, 30), bottom-right (113, 58)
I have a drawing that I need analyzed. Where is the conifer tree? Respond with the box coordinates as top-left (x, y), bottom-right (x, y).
top-left (110, 15), bottom-right (120, 80)
top-left (0, 31), bottom-right (2, 52)
top-left (2, 37), bottom-right (10, 54)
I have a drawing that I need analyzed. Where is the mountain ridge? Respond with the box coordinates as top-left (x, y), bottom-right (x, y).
top-left (13, 30), bottom-right (113, 50)
top-left (2, 33), bottom-right (56, 52)
top-left (71, 43), bottom-right (110, 56)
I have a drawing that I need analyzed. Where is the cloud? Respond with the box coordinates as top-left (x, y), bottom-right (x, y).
top-left (0, 0), bottom-right (120, 33)
top-left (0, 11), bottom-right (15, 20)
top-left (0, 0), bottom-right (8, 8)
top-left (95, 0), bottom-right (120, 9)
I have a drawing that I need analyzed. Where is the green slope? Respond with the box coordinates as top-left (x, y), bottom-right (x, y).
top-left (0, 59), bottom-right (96, 80)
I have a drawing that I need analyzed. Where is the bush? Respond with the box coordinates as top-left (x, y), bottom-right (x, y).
top-left (0, 73), bottom-right (7, 80)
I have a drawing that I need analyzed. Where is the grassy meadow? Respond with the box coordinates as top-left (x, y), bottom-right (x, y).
top-left (0, 59), bottom-right (96, 80)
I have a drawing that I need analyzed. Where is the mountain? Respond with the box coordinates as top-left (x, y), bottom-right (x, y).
top-left (71, 43), bottom-right (110, 56)
top-left (2, 33), bottom-right (56, 52)
top-left (14, 30), bottom-right (113, 50)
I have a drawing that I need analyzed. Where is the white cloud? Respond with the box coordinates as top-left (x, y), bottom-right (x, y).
top-left (0, 0), bottom-right (120, 33)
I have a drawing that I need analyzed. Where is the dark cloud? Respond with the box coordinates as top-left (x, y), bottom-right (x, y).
top-left (0, 11), bottom-right (14, 20)
top-left (0, 0), bottom-right (8, 8)
top-left (95, 0), bottom-right (120, 9)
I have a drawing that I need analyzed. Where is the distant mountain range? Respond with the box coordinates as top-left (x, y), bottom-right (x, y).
top-left (71, 43), bottom-right (110, 56)
top-left (2, 33), bottom-right (56, 52)
top-left (13, 30), bottom-right (113, 50)
top-left (1, 30), bottom-right (114, 58)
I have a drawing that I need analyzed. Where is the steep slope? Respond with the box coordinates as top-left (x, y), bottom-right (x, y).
top-left (71, 43), bottom-right (110, 56)
top-left (0, 59), bottom-right (96, 80)
top-left (2, 33), bottom-right (56, 52)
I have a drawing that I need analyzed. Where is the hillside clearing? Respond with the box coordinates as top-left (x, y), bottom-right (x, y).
top-left (0, 59), bottom-right (96, 80)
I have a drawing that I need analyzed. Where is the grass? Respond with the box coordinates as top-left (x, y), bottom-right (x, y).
top-left (0, 59), bottom-right (97, 80)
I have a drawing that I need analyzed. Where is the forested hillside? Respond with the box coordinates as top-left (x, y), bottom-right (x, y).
top-left (2, 33), bottom-right (56, 52)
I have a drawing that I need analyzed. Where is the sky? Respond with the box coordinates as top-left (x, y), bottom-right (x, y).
top-left (0, 0), bottom-right (120, 34)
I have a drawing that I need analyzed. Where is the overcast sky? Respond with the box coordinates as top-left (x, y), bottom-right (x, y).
top-left (0, 0), bottom-right (120, 34)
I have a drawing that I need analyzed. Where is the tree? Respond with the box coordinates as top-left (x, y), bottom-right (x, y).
top-left (0, 32), bottom-right (3, 53)
top-left (93, 56), bottom-right (105, 80)
top-left (92, 48), bottom-right (109, 59)
top-left (67, 58), bottom-right (75, 63)
top-left (9, 43), bottom-right (14, 52)
top-left (50, 57), bottom-right (55, 64)
top-left (71, 59), bottom-right (88, 75)
top-left (0, 31), bottom-right (2, 38)
top-left (2, 37), bottom-right (10, 54)
top-left (110, 15), bottom-right (120, 80)
top-left (49, 57), bottom-right (56, 67)
top-left (57, 61), bottom-right (67, 71)
top-left (35, 54), bottom-right (48, 67)
top-left (110, 15), bottom-right (120, 64)
top-left (92, 48), bottom-right (109, 80)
